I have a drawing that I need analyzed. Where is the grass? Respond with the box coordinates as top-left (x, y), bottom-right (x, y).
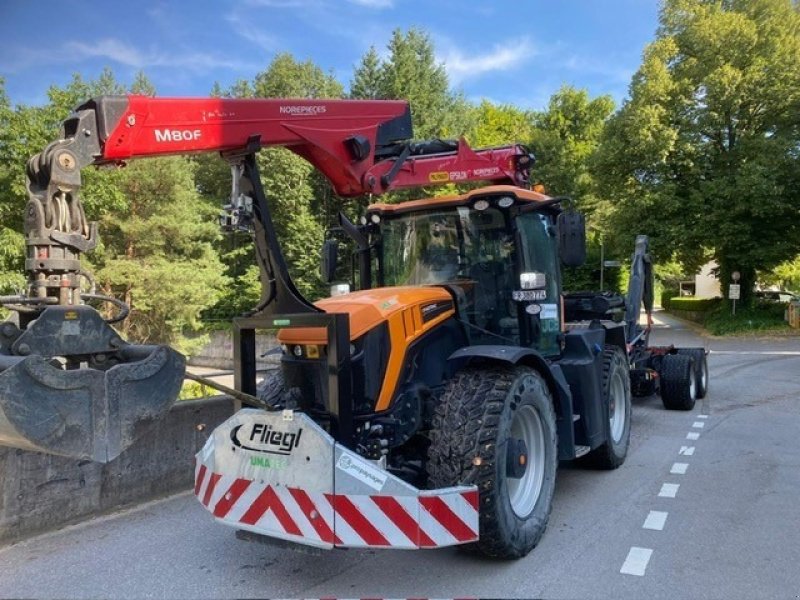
top-left (179, 380), bottom-right (214, 401)
top-left (703, 302), bottom-right (793, 336)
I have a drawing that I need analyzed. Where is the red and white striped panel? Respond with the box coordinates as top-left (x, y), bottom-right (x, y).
top-left (195, 462), bottom-right (479, 549)
top-left (195, 463), bottom-right (337, 548)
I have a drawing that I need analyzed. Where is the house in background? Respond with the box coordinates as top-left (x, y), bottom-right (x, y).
top-left (679, 261), bottom-right (721, 298)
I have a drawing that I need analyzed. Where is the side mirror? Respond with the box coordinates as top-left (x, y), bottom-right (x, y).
top-left (320, 239), bottom-right (338, 284)
top-left (558, 211), bottom-right (586, 267)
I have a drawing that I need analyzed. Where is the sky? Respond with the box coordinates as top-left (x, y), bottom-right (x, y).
top-left (0, 0), bottom-right (659, 111)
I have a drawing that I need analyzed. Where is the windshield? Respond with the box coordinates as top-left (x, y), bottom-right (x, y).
top-left (381, 207), bottom-right (512, 287)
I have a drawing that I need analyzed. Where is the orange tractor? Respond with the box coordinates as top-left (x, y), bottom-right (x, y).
top-left (0, 96), bottom-right (703, 558)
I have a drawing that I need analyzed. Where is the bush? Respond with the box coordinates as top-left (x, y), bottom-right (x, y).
top-left (660, 287), bottom-right (679, 310)
top-left (668, 297), bottom-right (722, 312)
top-left (704, 303), bottom-right (789, 335)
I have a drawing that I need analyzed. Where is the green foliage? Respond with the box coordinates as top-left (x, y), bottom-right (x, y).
top-left (350, 29), bottom-right (472, 139)
top-left (660, 287), bottom-right (679, 309)
top-left (467, 101), bottom-right (534, 147)
top-left (532, 86), bottom-right (615, 210)
top-left (90, 156), bottom-right (228, 348)
top-left (761, 255), bottom-right (800, 292)
top-left (703, 302), bottom-right (790, 335)
top-left (349, 47), bottom-right (383, 100)
top-left (562, 238), bottom-right (623, 293)
top-left (255, 53), bottom-right (343, 99)
top-left (595, 0), bottom-right (800, 306)
top-left (667, 296), bottom-right (722, 312)
top-left (179, 380), bottom-right (214, 401)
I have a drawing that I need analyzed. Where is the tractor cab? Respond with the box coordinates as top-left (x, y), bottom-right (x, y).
top-left (330, 186), bottom-right (581, 358)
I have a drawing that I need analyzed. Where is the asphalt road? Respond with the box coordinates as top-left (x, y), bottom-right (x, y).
top-left (1, 311), bottom-right (799, 599)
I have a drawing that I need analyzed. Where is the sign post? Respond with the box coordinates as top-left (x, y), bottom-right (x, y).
top-left (730, 271), bottom-right (741, 316)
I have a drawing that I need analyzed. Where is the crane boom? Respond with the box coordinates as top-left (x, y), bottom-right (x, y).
top-left (0, 94), bottom-right (534, 463)
top-left (65, 95), bottom-right (530, 196)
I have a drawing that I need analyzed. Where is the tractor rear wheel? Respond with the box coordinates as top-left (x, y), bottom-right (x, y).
top-left (677, 348), bottom-right (708, 399)
top-left (582, 346), bottom-right (631, 469)
top-left (426, 365), bottom-right (557, 559)
top-left (660, 354), bottom-right (697, 411)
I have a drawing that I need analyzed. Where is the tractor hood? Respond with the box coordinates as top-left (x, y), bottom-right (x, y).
top-left (277, 286), bottom-right (454, 344)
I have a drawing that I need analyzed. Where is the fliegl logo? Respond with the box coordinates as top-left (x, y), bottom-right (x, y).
top-left (230, 422), bottom-right (303, 456)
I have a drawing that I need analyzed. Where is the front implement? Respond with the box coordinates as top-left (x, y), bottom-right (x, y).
top-left (194, 409), bottom-right (478, 550)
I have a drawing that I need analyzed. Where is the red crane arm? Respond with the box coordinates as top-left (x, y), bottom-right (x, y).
top-left (69, 95), bottom-right (530, 196)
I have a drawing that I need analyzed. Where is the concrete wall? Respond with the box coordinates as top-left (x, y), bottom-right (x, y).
top-left (0, 396), bottom-right (234, 544)
top-left (187, 329), bottom-right (278, 370)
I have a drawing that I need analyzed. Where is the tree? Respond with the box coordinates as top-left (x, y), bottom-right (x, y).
top-left (254, 53), bottom-right (343, 99)
top-left (349, 47), bottom-right (383, 100)
top-left (350, 29), bottom-right (472, 139)
top-left (91, 157), bottom-right (228, 351)
top-left (531, 86), bottom-right (615, 206)
top-left (596, 0), bottom-right (800, 304)
top-left (468, 100), bottom-right (534, 148)
top-left (0, 78), bottom-right (24, 297)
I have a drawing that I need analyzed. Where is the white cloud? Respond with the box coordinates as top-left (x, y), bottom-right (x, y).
top-left (440, 37), bottom-right (536, 84)
top-left (226, 13), bottom-right (280, 52)
top-left (64, 39), bottom-right (146, 68)
top-left (62, 38), bottom-right (257, 72)
top-left (559, 54), bottom-right (634, 84)
top-left (0, 37), bottom-right (258, 79)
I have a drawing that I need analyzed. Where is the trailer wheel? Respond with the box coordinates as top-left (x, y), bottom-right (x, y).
top-left (677, 348), bottom-right (708, 399)
top-left (426, 365), bottom-right (557, 559)
top-left (660, 354), bottom-right (696, 410)
top-left (583, 346), bottom-right (631, 469)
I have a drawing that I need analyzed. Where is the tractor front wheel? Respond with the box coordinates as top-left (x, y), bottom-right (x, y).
top-left (426, 365), bottom-right (558, 559)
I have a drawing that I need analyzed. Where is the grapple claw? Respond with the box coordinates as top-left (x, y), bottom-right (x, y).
top-left (0, 345), bottom-right (184, 463)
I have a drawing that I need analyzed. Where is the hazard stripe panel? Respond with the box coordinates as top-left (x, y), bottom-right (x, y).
top-left (194, 461), bottom-right (478, 549)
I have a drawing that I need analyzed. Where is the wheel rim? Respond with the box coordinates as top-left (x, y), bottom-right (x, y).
top-left (608, 369), bottom-right (627, 443)
top-left (507, 403), bottom-right (546, 518)
top-left (689, 369), bottom-right (697, 399)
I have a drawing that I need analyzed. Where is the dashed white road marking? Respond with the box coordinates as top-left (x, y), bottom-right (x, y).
top-left (687, 432), bottom-right (700, 440)
top-left (679, 446), bottom-right (695, 456)
top-left (643, 510), bottom-right (668, 531)
top-left (670, 462), bottom-right (689, 475)
top-left (659, 483), bottom-right (680, 498)
top-left (692, 421), bottom-right (705, 429)
top-left (698, 414), bottom-right (709, 419)
top-left (621, 547), bottom-right (653, 576)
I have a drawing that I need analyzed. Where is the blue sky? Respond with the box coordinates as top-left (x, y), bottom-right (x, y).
top-left (0, 0), bottom-right (659, 111)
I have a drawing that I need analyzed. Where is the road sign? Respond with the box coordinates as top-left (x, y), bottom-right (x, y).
top-left (603, 260), bottom-right (621, 267)
top-left (729, 284), bottom-right (741, 300)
